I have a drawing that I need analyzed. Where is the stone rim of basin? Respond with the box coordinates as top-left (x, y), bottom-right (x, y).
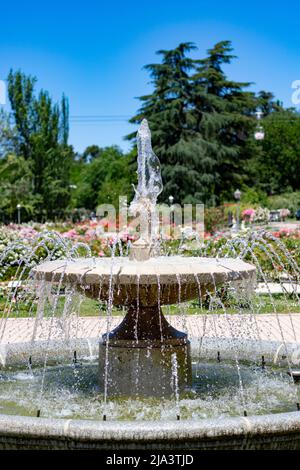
top-left (33, 256), bottom-right (256, 285)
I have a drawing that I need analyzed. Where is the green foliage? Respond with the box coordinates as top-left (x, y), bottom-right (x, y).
top-left (0, 154), bottom-right (36, 221)
top-left (204, 206), bottom-right (227, 234)
top-left (267, 191), bottom-right (300, 214)
top-left (251, 110), bottom-right (300, 195)
top-left (191, 41), bottom-right (257, 203)
top-left (72, 146), bottom-right (135, 211)
top-left (3, 70), bottom-right (73, 220)
top-left (128, 41), bottom-right (258, 206)
top-left (127, 40), bottom-right (300, 207)
top-left (128, 42), bottom-right (198, 203)
top-left (1, 48), bottom-right (300, 221)
top-left (257, 90), bottom-right (283, 116)
top-left (241, 187), bottom-right (268, 206)
top-left (0, 110), bottom-right (20, 156)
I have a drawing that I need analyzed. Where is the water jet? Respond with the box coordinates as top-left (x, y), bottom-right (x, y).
top-left (0, 120), bottom-right (300, 450)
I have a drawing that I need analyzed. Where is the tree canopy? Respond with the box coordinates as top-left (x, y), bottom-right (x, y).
top-left (71, 146), bottom-right (135, 211)
top-left (128, 41), bottom-right (261, 205)
top-left (0, 41), bottom-right (300, 223)
top-left (1, 70), bottom-right (73, 220)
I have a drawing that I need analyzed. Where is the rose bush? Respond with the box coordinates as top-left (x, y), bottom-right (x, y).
top-left (1, 221), bottom-right (300, 282)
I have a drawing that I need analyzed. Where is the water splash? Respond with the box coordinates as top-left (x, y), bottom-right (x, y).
top-left (129, 119), bottom-right (163, 255)
top-left (131, 119), bottom-right (163, 206)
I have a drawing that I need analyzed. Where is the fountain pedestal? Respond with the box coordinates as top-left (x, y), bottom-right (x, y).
top-left (33, 118), bottom-right (257, 402)
top-left (99, 305), bottom-right (192, 397)
top-left (35, 255), bottom-right (256, 398)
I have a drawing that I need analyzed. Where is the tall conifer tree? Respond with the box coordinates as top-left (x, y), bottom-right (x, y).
top-left (129, 41), bottom-right (258, 205)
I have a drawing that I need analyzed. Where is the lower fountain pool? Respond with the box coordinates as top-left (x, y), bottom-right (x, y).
top-left (0, 358), bottom-right (297, 421)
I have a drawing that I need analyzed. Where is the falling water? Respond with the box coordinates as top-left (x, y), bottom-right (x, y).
top-left (1, 122), bottom-right (300, 424)
top-left (171, 352), bottom-right (180, 420)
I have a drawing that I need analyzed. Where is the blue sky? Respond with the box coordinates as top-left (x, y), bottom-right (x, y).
top-left (0, 1), bottom-right (299, 153)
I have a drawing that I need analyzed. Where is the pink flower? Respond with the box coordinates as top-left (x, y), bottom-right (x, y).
top-left (108, 235), bottom-right (118, 246)
top-left (242, 208), bottom-right (255, 222)
top-left (19, 227), bottom-right (38, 239)
top-left (62, 229), bottom-right (78, 239)
top-left (85, 229), bottom-right (96, 239)
top-left (272, 231), bottom-right (280, 238)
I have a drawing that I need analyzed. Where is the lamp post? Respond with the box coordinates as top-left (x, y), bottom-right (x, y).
top-left (16, 204), bottom-right (21, 225)
top-left (168, 195), bottom-right (174, 229)
top-left (254, 111), bottom-right (265, 141)
top-left (234, 189), bottom-right (241, 231)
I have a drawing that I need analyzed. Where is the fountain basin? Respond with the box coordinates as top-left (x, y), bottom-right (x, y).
top-left (0, 343), bottom-right (299, 449)
top-left (0, 412), bottom-right (300, 450)
top-left (0, 332), bottom-right (300, 449)
top-left (34, 256), bottom-right (256, 397)
top-left (34, 256), bottom-right (256, 306)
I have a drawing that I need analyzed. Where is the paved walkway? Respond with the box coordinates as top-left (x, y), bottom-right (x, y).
top-left (268, 221), bottom-right (300, 231)
top-left (1, 314), bottom-right (300, 345)
top-left (256, 283), bottom-right (300, 294)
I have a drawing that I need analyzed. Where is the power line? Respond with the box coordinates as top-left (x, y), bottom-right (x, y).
top-left (70, 115), bottom-right (130, 118)
top-left (70, 121), bottom-right (130, 123)
top-left (69, 114), bottom-right (300, 121)
top-left (69, 115), bottom-right (131, 123)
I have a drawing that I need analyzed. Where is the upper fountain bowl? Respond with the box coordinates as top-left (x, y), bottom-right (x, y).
top-left (34, 256), bottom-right (256, 306)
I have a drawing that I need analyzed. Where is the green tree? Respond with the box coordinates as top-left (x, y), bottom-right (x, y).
top-left (128, 43), bottom-right (197, 204)
top-left (73, 146), bottom-right (134, 210)
top-left (253, 110), bottom-right (300, 194)
top-left (0, 109), bottom-right (20, 156)
top-left (128, 41), bottom-right (258, 205)
top-left (0, 154), bottom-right (36, 222)
top-left (257, 90), bottom-right (283, 116)
top-left (6, 70), bottom-right (73, 220)
top-left (81, 145), bottom-right (101, 163)
top-left (191, 40), bottom-right (258, 203)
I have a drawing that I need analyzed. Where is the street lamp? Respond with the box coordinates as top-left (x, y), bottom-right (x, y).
top-left (234, 189), bottom-right (241, 201)
top-left (234, 189), bottom-right (241, 231)
top-left (168, 195), bottom-right (174, 227)
top-left (254, 127), bottom-right (265, 141)
top-left (16, 204), bottom-right (21, 225)
top-left (254, 111), bottom-right (265, 141)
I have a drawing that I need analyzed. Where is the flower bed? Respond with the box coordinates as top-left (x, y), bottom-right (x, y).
top-left (0, 222), bottom-right (300, 283)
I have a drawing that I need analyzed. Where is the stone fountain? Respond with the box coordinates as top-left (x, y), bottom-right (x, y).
top-left (35, 119), bottom-right (256, 397)
top-left (2, 120), bottom-right (300, 450)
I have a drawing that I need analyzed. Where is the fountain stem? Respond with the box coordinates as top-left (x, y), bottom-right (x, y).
top-left (129, 119), bottom-right (162, 261)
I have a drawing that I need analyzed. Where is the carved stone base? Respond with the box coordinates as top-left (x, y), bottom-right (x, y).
top-left (102, 305), bottom-right (188, 343)
top-left (99, 340), bottom-right (191, 397)
top-left (99, 304), bottom-right (192, 397)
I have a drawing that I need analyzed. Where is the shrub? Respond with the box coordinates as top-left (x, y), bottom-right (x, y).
top-left (253, 207), bottom-right (270, 224)
top-left (204, 207), bottom-right (227, 234)
top-left (267, 191), bottom-right (300, 215)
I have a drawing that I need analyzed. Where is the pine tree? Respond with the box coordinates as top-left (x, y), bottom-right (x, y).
top-left (257, 90), bottom-right (283, 116)
top-left (128, 41), bottom-right (258, 205)
top-left (128, 43), bottom-right (199, 203)
top-left (191, 40), bottom-right (257, 203)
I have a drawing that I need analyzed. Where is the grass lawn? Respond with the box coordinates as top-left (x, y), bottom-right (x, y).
top-left (1, 292), bottom-right (300, 318)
